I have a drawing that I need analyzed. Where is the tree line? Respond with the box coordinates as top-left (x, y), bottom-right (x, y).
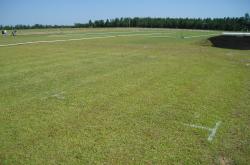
top-left (1, 14), bottom-right (249, 31)
top-left (0, 24), bottom-right (73, 30)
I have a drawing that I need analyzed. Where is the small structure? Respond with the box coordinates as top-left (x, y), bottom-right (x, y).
top-left (222, 32), bottom-right (250, 37)
top-left (2, 30), bottom-right (7, 36)
top-left (209, 32), bottom-right (250, 50)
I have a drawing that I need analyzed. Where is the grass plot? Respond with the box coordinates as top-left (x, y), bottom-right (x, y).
top-left (0, 28), bottom-right (249, 164)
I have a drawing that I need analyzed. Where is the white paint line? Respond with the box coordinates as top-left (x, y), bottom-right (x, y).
top-left (184, 121), bottom-right (221, 142)
top-left (0, 36), bottom-right (116, 47)
top-left (41, 91), bottom-right (65, 100)
top-left (148, 35), bottom-right (177, 38)
top-left (183, 33), bottom-right (218, 39)
top-left (85, 31), bottom-right (171, 36)
top-left (184, 123), bottom-right (211, 131)
top-left (0, 32), bottom-right (174, 47)
top-left (207, 121), bottom-right (221, 142)
top-left (51, 92), bottom-right (65, 100)
top-left (117, 33), bottom-right (163, 37)
top-left (48, 31), bottom-right (165, 37)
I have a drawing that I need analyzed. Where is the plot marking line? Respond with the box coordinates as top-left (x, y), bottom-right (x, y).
top-left (148, 35), bottom-right (177, 38)
top-left (184, 121), bottom-right (221, 142)
top-left (0, 32), bottom-right (219, 47)
top-left (183, 33), bottom-right (218, 39)
top-left (0, 36), bottom-right (117, 47)
top-left (41, 91), bottom-right (65, 100)
top-left (0, 32), bottom-right (173, 47)
top-left (117, 32), bottom-right (173, 37)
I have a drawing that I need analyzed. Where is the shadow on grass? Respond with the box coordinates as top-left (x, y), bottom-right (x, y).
top-left (209, 35), bottom-right (250, 50)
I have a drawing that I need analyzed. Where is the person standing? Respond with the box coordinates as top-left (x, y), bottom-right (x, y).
top-left (12, 30), bottom-right (17, 37)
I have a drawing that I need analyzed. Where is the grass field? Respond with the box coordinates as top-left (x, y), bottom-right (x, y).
top-left (0, 28), bottom-right (249, 164)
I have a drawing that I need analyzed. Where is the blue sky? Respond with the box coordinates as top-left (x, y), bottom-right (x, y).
top-left (0, 0), bottom-right (249, 25)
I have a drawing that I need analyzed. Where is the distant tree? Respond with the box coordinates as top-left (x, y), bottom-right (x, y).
top-left (245, 13), bottom-right (250, 20)
top-left (105, 19), bottom-right (110, 27)
top-left (244, 13), bottom-right (250, 31)
top-left (74, 23), bottom-right (80, 28)
top-left (1, 14), bottom-right (249, 31)
top-left (88, 20), bottom-right (93, 27)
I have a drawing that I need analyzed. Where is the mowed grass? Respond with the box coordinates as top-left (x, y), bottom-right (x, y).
top-left (0, 28), bottom-right (249, 164)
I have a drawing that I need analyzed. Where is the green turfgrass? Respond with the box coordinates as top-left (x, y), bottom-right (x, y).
top-left (0, 28), bottom-right (249, 164)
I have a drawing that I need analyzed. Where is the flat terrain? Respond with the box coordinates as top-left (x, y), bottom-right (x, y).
top-left (0, 28), bottom-right (249, 164)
